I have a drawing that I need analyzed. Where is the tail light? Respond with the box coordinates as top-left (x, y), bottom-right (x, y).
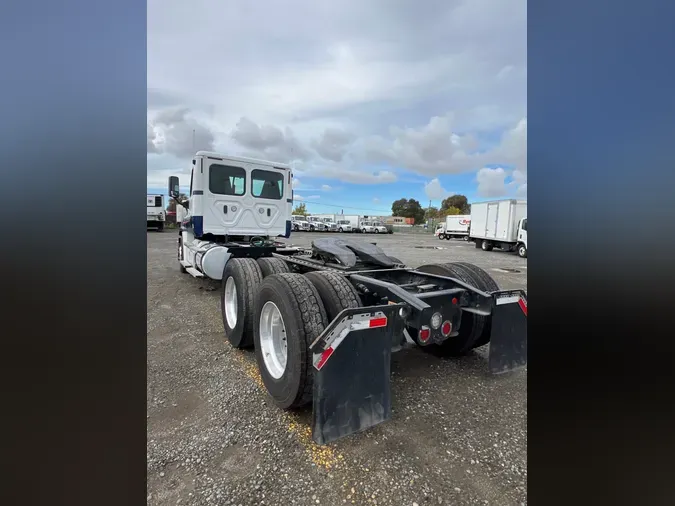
top-left (441, 321), bottom-right (452, 337)
top-left (418, 326), bottom-right (431, 343)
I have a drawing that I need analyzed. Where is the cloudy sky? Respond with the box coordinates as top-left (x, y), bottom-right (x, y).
top-left (147, 0), bottom-right (526, 215)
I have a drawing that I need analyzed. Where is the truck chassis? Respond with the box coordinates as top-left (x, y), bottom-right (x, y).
top-left (179, 234), bottom-right (528, 445)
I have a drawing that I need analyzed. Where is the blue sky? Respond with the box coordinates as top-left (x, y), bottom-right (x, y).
top-left (147, 0), bottom-right (526, 216)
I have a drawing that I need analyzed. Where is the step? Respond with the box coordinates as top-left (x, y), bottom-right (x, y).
top-left (186, 267), bottom-right (203, 278)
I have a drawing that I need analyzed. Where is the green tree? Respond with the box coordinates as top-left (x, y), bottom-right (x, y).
top-left (440, 206), bottom-right (461, 216)
top-left (391, 198), bottom-right (425, 225)
top-left (425, 206), bottom-right (439, 221)
top-left (441, 195), bottom-right (470, 214)
top-left (292, 202), bottom-right (308, 216)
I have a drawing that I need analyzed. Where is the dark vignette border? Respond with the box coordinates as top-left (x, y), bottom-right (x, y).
top-left (0, 0), bottom-right (147, 504)
top-left (529, 0), bottom-right (675, 504)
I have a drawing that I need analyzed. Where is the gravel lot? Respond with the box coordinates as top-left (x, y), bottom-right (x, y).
top-left (148, 230), bottom-right (527, 506)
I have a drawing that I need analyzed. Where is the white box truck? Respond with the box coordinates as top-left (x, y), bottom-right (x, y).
top-left (147, 194), bottom-right (166, 231)
top-left (335, 214), bottom-right (360, 232)
top-left (435, 215), bottom-right (471, 241)
top-left (470, 199), bottom-right (527, 257)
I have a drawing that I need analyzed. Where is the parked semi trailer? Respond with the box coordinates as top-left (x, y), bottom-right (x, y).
top-left (169, 152), bottom-right (528, 445)
top-left (470, 199), bottom-right (527, 258)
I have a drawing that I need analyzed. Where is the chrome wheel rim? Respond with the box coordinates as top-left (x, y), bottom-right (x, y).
top-left (259, 301), bottom-right (287, 379)
top-left (224, 277), bottom-right (238, 328)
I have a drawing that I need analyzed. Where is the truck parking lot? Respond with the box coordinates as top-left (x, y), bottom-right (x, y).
top-left (148, 231), bottom-right (527, 506)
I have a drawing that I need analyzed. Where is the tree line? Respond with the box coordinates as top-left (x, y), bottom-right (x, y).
top-left (392, 195), bottom-right (470, 224)
top-left (291, 196), bottom-right (470, 223)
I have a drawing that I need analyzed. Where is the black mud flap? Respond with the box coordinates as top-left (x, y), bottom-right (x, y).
top-left (488, 290), bottom-right (528, 374)
top-left (309, 304), bottom-right (403, 445)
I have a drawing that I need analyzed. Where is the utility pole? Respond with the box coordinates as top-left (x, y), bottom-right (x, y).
top-left (427, 199), bottom-right (432, 229)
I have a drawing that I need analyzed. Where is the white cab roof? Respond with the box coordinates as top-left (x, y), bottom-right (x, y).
top-left (195, 151), bottom-right (291, 170)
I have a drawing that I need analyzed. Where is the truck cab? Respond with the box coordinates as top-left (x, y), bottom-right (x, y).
top-left (336, 219), bottom-right (353, 233)
top-left (291, 215), bottom-right (310, 231)
top-left (168, 152), bottom-right (294, 279)
top-left (516, 218), bottom-right (527, 258)
top-left (171, 152), bottom-right (293, 240)
top-left (322, 218), bottom-right (338, 232)
top-left (307, 216), bottom-right (327, 232)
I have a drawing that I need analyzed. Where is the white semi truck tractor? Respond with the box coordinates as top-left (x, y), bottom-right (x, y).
top-left (168, 151), bottom-right (528, 446)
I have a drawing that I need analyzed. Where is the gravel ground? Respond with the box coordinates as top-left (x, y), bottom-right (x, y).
top-left (147, 230), bottom-right (527, 506)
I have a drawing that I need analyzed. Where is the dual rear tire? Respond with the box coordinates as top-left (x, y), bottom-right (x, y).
top-left (220, 257), bottom-right (361, 409)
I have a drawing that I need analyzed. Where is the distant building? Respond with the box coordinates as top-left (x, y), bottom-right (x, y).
top-left (382, 216), bottom-right (414, 226)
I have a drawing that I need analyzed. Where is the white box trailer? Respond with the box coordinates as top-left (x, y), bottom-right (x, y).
top-left (470, 199), bottom-right (527, 257)
top-left (435, 215), bottom-right (471, 241)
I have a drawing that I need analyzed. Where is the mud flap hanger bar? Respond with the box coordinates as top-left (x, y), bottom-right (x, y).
top-left (348, 272), bottom-right (494, 327)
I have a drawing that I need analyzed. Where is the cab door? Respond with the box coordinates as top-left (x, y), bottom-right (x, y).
top-left (250, 167), bottom-right (288, 232)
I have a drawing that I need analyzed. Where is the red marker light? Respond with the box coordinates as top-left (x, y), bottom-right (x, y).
top-left (451, 297), bottom-right (458, 305)
top-left (441, 321), bottom-right (452, 336)
top-left (419, 326), bottom-right (431, 343)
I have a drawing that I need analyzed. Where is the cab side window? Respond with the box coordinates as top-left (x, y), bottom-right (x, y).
top-left (210, 164), bottom-right (246, 196)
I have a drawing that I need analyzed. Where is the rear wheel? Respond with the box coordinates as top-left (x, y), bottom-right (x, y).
top-left (450, 262), bottom-right (500, 349)
top-left (304, 271), bottom-right (362, 321)
top-left (253, 273), bottom-right (328, 409)
top-left (257, 257), bottom-right (291, 278)
top-left (481, 240), bottom-right (493, 251)
top-left (445, 235), bottom-right (451, 240)
top-left (415, 263), bottom-right (490, 356)
top-left (221, 258), bottom-right (263, 349)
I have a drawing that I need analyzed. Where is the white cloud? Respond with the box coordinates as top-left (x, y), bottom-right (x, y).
top-left (148, 108), bottom-right (216, 158)
top-left (516, 183), bottom-right (527, 198)
top-left (148, 0), bottom-right (526, 191)
top-left (295, 165), bottom-right (398, 185)
top-left (292, 178), bottom-right (301, 189)
top-left (373, 197), bottom-right (381, 204)
top-left (476, 167), bottom-right (507, 198)
top-left (321, 184), bottom-right (332, 191)
top-left (424, 178), bottom-right (453, 201)
top-left (304, 195), bottom-right (320, 200)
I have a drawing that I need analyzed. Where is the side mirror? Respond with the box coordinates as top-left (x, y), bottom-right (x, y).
top-left (168, 176), bottom-right (180, 199)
